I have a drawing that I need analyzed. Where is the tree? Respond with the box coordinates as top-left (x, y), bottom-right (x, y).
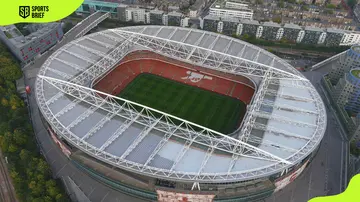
top-left (47, 185), bottom-right (60, 198)
top-left (278, 0), bottom-right (285, 8)
top-left (0, 122), bottom-right (10, 136)
top-left (62, 22), bottom-right (74, 34)
top-left (348, 0), bottom-right (358, 9)
top-left (13, 129), bottom-right (28, 146)
top-left (326, 3), bottom-right (336, 9)
top-left (324, 9), bottom-right (334, 14)
top-left (8, 144), bottom-right (19, 153)
top-left (272, 17), bottom-right (282, 23)
top-left (19, 149), bottom-right (31, 161)
top-left (0, 57), bottom-right (21, 81)
top-left (9, 95), bottom-right (24, 110)
top-left (37, 159), bottom-right (50, 176)
top-left (255, 0), bottom-right (263, 4)
top-left (337, 3), bottom-right (343, 9)
top-left (0, 42), bottom-right (69, 202)
top-left (55, 194), bottom-right (67, 202)
top-left (301, 5), bottom-right (309, 11)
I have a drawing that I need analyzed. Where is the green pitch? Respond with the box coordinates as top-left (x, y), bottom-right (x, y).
top-left (118, 73), bottom-right (246, 134)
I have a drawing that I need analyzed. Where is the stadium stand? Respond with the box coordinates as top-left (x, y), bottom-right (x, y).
top-left (94, 51), bottom-right (255, 104)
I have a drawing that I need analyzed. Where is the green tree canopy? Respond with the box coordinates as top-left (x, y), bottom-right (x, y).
top-left (326, 3), bottom-right (336, 9)
top-left (348, 0), bottom-right (358, 9)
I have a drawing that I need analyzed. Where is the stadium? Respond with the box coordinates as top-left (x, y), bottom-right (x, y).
top-left (35, 26), bottom-right (326, 201)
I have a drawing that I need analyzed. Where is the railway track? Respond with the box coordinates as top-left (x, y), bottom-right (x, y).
top-left (0, 152), bottom-right (17, 202)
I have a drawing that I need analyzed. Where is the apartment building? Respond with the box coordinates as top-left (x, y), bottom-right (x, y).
top-left (209, 0), bottom-right (253, 20)
top-left (0, 23), bottom-right (63, 65)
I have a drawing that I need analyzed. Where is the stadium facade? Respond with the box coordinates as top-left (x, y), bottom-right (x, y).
top-left (35, 26), bottom-right (326, 201)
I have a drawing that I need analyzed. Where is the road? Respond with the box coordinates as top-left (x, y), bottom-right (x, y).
top-left (265, 71), bottom-right (347, 202)
top-left (23, 14), bottom-right (147, 202)
top-left (259, 46), bottom-right (335, 58)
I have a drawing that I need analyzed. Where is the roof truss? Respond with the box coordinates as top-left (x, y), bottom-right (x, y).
top-left (112, 29), bottom-right (307, 81)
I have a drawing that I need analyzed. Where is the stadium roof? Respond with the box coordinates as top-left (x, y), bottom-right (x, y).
top-left (36, 26), bottom-right (326, 183)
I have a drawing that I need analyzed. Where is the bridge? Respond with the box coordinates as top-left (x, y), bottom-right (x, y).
top-left (310, 50), bottom-right (346, 72)
top-left (64, 11), bottom-right (110, 41)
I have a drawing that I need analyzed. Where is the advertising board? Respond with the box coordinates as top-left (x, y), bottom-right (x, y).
top-left (48, 128), bottom-right (71, 158)
top-left (274, 160), bottom-right (309, 192)
top-left (156, 190), bottom-right (215, 202)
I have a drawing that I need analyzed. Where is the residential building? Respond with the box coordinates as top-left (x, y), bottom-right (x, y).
top-left (272, 4), bottom-right (353, 31)
top-left (222, 18), bottom-right (239, 35)
top-left (302, 26), bottom-right (324, 45)
top-left (236, 23), bottom-right (243, 35)
top-left (329, 46), bottom-right (360, 85)
top-left (150, 10), bottom-right (164, 25)
top-left (190, 0), bottom-right (206, 18)
top-left (354, 4), bottom-right (360, 22)
top-left (162, 14), bottom-right (168, 26)
top-left (168, 11), bottom-right (182, 26)
top-left (329, 0), bottom-right (342, 4)
top-left (127, 8), bottom-right (146, 23)
top-left (240, 19), bottom-right (260, 37)
top-left (125, 9), bottom-right (132, 21)
top-left (145, 12), bottom-right (150, 24)
top-left (332, 67), bottom-right (360, 116)
top-left (324, 28), bottom-right (345, 47)
top-left (261, 21), bottom-right (282, 41)
top-left (282, 23), bottom-right (302, 43)
top-left (202, 15), bottom-right (221, 32)
top-left (341, 32), bottom-right (360, 46)
top-left (0, 23), bottom-right (63, 65)
top-left (209, 0), bottom-right (253, 20)
top-left (117, 4), bottom-right (128, 21)
top-left (180, 17), bottom-right (190, 27)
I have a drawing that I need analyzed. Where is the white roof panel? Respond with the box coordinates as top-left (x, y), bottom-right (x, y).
top-left (35, 26), bottom-right (326, 183)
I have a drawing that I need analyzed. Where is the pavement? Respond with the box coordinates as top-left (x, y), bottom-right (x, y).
top-left (23, 14), bottom-right (147, 202)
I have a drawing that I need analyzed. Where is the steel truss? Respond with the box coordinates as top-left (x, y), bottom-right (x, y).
top-left (75, 12), bottom-right (110, 38)
top-left (112, 29), bottom-right (307, 81)
top-left (37, 75), bottom-right (296, 182)
top-left (35, 26), bottom-right (327, 183)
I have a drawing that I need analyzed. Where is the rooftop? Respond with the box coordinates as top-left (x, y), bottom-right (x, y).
top-left (351, 45), bottom-right (360, 54)
top-left (241, 19), bottom-right (259, 25)
top-left (167, 11), bottom-right (182, 17)
top-left (283, 23), bottom-right (302, 29)
top-left (190, 0), bottom-right (205, 10)
top-left (203, 15), bottom-right (221, 21)
top-left (263, 21), bottom-right (281, 27)
top-left (211, 0), bottom-right (252, 12)
top-left (305, 26), bottom-right (324, 32)
top-left (327, 27), bottom-right (345, 34)
top-left (1, 23), bottom-right (60, 48)
top-left (35, 26), bottom-right (326, 183)
top-left (150, 9), bottom-right (164, 15)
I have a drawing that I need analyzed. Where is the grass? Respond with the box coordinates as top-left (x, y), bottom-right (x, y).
top-left (351, 70), bottom-right (360, 79)
top-left (117, 73), bottom-right (246, 134)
